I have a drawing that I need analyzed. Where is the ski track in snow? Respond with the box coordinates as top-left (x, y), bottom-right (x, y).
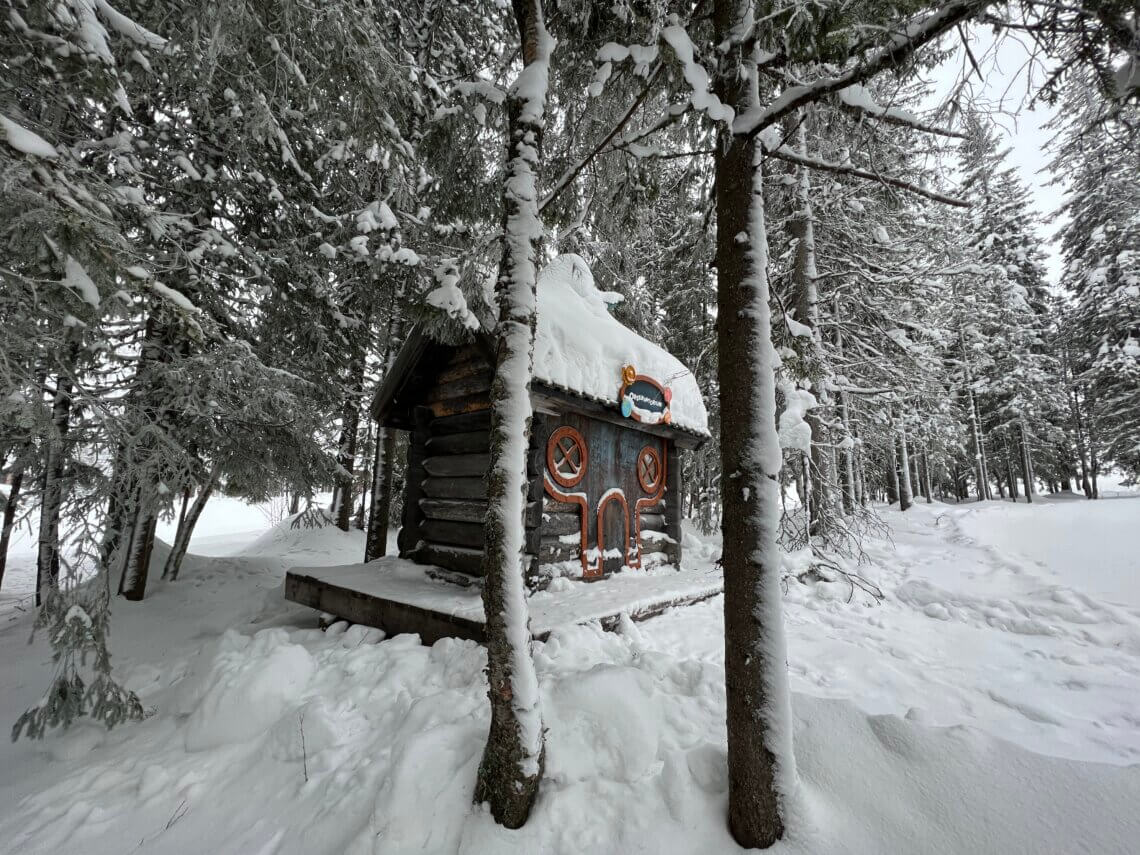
top-left (0, 495), bottom-right (1138, 854)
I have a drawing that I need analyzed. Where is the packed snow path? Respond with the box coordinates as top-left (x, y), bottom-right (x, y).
top-left (0, 494), bottom-right (1138, 854)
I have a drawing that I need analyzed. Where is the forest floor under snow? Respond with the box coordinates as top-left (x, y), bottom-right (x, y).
top-left (1, 490), bottom-right (1139, 854)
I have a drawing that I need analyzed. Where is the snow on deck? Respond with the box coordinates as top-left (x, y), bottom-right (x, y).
top-left (286, 556), bottom-right (722, 638)
top-left (535, 254), bottom-right (709, 436)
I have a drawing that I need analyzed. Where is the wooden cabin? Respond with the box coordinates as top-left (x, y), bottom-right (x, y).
top-left (370, 254), bottom-right (709, 586)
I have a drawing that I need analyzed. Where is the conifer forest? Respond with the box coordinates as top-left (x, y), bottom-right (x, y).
top-left (1, 2), bottom-right (1139, 853)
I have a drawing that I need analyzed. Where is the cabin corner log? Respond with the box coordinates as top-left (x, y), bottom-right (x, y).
top-left (416, 542), bottom-right (485, 575)
top-left (420, 498), bottom-right (489, 523)
top-left (425, 431), bottom-right (489, 455)
top-left (429, 409), bottom-right (493, 435)
top-left (419, 518), bottom-right (485, 550)
top-left (423, 453), bottom-right (491, 478)
top-left (422, 477), bottom-right (486, 500)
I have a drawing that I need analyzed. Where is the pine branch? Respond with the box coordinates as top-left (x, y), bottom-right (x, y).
top-left (760, 143), bottom-right (969, 207)
top-left (737, 1), bottom-right (992, 137)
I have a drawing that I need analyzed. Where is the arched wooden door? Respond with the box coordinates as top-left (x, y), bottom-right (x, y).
top-left (597, 491), bottom-right (629, 574)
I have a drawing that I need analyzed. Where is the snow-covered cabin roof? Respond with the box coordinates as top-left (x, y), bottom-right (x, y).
top-left (372, 255), bottom-right (709, 439)
top-left (533, 255), bottom-right (709, 436)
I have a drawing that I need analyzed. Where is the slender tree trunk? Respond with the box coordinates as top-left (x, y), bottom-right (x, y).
top-left (898, 423), bottom-right (913, 512)
top-left (1085, 409), bottom-right (1100, 499)
top-left (887, 443), bottom-right (900, 506)
top-left (37, 357), bottom-right (77, 606)
top-left (365, 426), bottom-right (397, 561)
top-left (164, 463), bottom-right (221, 581)
top-left (473, 0), bottom-right (551, 828)
top-left (1018, 420), bottom-right (1034, 503)
top-left (333, 382), bottom-right (364, 532)
top-left (0, 463), bottom-right (25, 590)
top-left (713, 10), bottom-right (796, 843)
top-left (119, 488), bottom-right (158, 602)
top-left (789, 122), bottom-right (833, 537)
top-left (365, 293), bottom-right (406, 561)
top-left (1004, 438), bottom-right (1019, 500)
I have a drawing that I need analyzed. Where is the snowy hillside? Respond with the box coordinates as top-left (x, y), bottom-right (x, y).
top-left (1, 494), bottom-right (1138, 854)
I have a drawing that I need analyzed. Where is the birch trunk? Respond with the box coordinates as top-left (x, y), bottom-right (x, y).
top-left (473, 0), bottom-right (551, 828)
top-left (163, 463), bottom-right (221, 581)
top-left (713, 6), bottom-right (797, 842)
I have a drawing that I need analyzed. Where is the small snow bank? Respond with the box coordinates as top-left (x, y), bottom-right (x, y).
top-left (535, 254), bottom-right (708, 436)
top-left (238, 512), bottom-right (366, 561)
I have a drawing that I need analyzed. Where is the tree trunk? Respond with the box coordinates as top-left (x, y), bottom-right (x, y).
top-left (365, 293), bottom-right (406, 561)
top-left (365, 425), bottom-right (397, 561)
top-left (887, 443), bottom-right (900, 506)
top-left (163, 463), bottom-right (220, 581)
top-left (332, 388), bottom-right (363, 532)
top-left (472, 0), bottom-right (551, 828)
top-left (0, 462), bottom-right (25, 590)
top-left (789, 122), bottom-right (833, 537)
top-left (118, 487), bottom-right (158, 602)
top-left (1018, 420), bottom-right (1034, 503)
top-left (898, 423), bottom-right (913, 512)
top-left (712, 9), bottom-right (796, 843)
top-left (37, 357), bottom-right (77, 606)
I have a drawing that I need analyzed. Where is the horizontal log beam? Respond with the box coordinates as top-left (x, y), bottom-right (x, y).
top-left (423, 453), bottom-right (490, 478)
top-left (420, 497), bottom-right (488, 523)
top-left (422, 476), bottom-right (487, 500)
top-left (430, 409), bottom-right (493, 435)
top-left (425, 430), bottom-right (489, 455)
top-left (420, 518), bottom-right (485, 549)
top-left (430, 393), bottom-right (491, 418)
top-left (417, 542), bottom-right (485, 576)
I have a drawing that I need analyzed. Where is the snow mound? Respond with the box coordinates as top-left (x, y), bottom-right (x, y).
top-left (177, 628), bottom-right (316, 751)
top-left (535, 254), bottom-right (709, 435)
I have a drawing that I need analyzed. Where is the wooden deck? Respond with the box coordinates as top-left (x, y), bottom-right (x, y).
top-left (285, 557), bottom-right (722, 645)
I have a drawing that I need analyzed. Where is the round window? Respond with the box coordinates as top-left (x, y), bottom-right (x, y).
top-left (637, 445), bottom-right (663, 493)
top-left (547, 426), bottom-right (588, 489)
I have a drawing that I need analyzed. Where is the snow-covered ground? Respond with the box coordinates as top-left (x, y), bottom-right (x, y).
top-left (0, 493), bottom-right (1138, 854)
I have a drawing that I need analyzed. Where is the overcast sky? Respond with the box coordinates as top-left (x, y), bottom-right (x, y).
top-left (925, 25), bottom-right (1065, 285)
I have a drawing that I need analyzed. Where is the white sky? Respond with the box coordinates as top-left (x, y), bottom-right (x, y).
top-left (925, 26), bottom-right (1065, 284)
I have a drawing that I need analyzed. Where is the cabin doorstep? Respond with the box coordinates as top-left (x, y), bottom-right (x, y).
top-left (285, 254), bottom-right (712, 640)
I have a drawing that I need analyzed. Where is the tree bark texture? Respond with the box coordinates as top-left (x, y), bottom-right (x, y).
top-left (713, 4), bottom-right (797, 844)
top-left (473, 0), bottom-right (551, 829)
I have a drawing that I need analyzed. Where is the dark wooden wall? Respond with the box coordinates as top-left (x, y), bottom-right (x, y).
top-left (398, 345), bottom-right (543, 578)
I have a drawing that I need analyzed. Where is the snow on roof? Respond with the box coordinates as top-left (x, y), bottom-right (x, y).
top-left (535, 254), bottom-right (709, 436)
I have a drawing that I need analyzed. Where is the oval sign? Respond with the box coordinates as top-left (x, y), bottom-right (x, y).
top-left (619, 372), bottom-right (671, 424)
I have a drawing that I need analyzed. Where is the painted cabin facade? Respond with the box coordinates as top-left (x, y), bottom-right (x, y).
top-left (370, 256), bottom-right (709, 585)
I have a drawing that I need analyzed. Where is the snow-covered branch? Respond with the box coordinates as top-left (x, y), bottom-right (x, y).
top-left (737, 1), bottom-right (992, 136)
top-left (761, 142), bottom-right (969, 207)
